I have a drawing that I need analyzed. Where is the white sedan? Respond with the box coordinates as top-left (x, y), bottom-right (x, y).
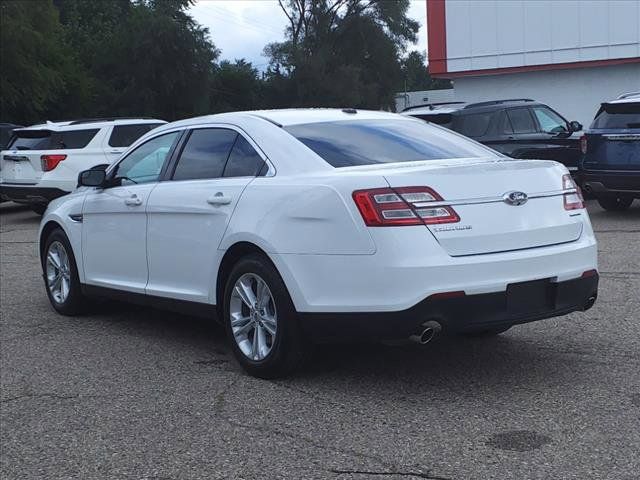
top-left (38, 109), bottom-right (599, 378)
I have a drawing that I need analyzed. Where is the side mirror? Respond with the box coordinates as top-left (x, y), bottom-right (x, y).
top-left (78, 168), bottom-right (107, 188)
top-left (569, 121), bottom-right (583, 132)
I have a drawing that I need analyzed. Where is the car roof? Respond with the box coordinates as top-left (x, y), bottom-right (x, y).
top-left (606, 92), bottom-right (640, 105)
top-left (17, 118), bottom-right (166, 132)
top-left (402, 99), bottom-right (542, 116)
top-left (153, 109), bottom-right (408, 131)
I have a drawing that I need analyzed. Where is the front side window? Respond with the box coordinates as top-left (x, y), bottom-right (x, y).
top-left (113, 131), bottom-right (180, 184)
top-left (284, 119), bottom-right (493, 168)
top-left (223, 135), bottom-right (266, 177)
top-left (108, 124), bottom-right (164, 148)
top-left (506, 108), bottom-right (536, 134)
top-left (531, 107), bottom-right (568, 134)
top-left (172, 128), bottom-right (237, 181)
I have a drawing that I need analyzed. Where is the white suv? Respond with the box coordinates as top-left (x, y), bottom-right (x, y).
top-left (0, 118), bottom-right (165, 213)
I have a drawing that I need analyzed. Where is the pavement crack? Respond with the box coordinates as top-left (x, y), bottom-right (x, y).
top-left (1, 392), bottom-right (80, 404)
top-left (330, 468), bottom-right (451, 479)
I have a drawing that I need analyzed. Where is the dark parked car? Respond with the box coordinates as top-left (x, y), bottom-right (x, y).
top-left (402, 99), bottom-right (583, 172)
top-left (578, 92), bottom-right (640, 211)
top-left (0, 123), bottom-right (22, 149)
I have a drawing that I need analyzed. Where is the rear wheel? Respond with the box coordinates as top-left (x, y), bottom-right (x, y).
top-left (223, 253), bottom-right (308, 378)
top-left (42, 228), bottom-right (86, 315)
top-left (597, 196), bottom-right (633, 211)
top-left (30, 203), bottom-right (47, 215)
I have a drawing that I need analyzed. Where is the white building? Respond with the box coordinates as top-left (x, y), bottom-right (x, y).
top-left (426, 0), bottom-right (640, 126)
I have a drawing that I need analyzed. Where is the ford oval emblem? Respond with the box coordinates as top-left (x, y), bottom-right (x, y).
top-left (503, 191), bottom-right (528, 206)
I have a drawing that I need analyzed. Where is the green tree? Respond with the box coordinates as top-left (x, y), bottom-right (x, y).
top-left (264, 0), bottom-right (419, 109)
top-left (400, 51), bottom-right (451, 92)
top-left (211, 60), bottom-right (264, 113)
top-left (0, 0), bottom-right (87, 124)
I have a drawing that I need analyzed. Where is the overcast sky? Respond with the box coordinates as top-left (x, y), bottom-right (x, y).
top-left (188, 0), bottom-right (428, 69)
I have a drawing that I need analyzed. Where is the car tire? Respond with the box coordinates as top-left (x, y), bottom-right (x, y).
top-left (30, 204), bottom-right (47, 215)
top-left (597, 196), bottom-right (633, 211)
top-left (223, 253), bottom-right (308, 379)
top-left (460, 325), bottom-right (512, 337)
top-left (42, 228), bottom-right (87, 315)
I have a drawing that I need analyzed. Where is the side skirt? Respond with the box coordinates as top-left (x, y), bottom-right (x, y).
top-left (81, 284), bottom-right (220, 322)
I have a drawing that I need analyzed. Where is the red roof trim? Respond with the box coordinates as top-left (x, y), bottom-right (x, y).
top-left (427, 0), bottom-right (447, 75)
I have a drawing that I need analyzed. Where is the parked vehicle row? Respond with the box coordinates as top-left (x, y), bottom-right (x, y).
top-left (0, 118), bottom-right (165, 213)
top-left (402, 94), bottom-right (639, 212)
top-left (39, 109), bottom-right (598, 378)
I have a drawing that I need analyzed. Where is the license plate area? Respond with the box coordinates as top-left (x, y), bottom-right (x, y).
top-left (507, 278), bottom-right (555, 314)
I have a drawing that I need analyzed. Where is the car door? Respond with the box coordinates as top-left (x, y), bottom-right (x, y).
top-left (82, 130), bottom-right (182, 293)
top-left (529, 105), bottom-right (580, 170)
top-left (146, 126), bottom-right (268, 303)
top-left (501, 107), bottom-right (543, 159)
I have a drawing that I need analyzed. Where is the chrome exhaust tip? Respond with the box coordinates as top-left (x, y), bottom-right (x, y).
top-left (584, 295), bottom-right (597, 311)
top-left (409, 320), bottom-right (442, 345)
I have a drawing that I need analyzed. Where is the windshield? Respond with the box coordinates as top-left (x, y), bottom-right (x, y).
top-left (285, 119), bottom-right (494, 168)
top-left (591, 103), bottom-right (640, 129)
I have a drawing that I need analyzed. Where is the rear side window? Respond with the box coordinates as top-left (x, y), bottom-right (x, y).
top-left (453, 112), bottom-right (493, 137)
top-left (285, 119), bottom-right (492, 168)
top-left (108, 124), bottom-right (163, 147)
top-left (49, 129), bottom-right (99, 149)
top-left (506, 108), bottom-right (536, 133)
top-left (591, 102), bottom-right (640, 129)
top-left (172, 128), bottom-right (237, 181)
top-left (223, 135), bottom-right (265, 177)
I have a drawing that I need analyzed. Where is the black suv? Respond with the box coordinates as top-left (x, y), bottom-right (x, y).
top-left (402, 99), bottom-right (583, 171)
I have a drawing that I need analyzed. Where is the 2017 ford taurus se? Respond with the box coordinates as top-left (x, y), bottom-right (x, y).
top-left (38, 109), bottom-right (599, 378)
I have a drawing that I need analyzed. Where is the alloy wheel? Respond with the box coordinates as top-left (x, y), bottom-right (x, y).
top-left (46, 241), bottom-right (71, 304)
top-left (229, 273), bottom-right (278, 361)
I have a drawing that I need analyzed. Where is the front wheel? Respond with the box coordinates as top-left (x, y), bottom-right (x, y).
top-left (597, 196), bottom-right (633, 211)
top-left (223, 253), bottom-right (308, 378)
top-left (42, 228), bottom-right (87, 315)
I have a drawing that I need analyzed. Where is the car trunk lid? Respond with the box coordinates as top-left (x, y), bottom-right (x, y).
top-left (0, 129), bottom-right (52, 184)
top-left (376, 158), bottom-right (583, 256)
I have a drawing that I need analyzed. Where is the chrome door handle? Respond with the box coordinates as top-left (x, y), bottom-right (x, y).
top-left (109, 150), bottom-right (122, 154)
top-left (124, 194), bottom-right (142, 206)
top-left (207, 193), bottom-right (232, 206)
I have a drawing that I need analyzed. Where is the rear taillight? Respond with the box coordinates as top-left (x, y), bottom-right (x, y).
top-left (562, 174), bottom-right (584, 210)
top-left (352, 186), bottom-right (459, 226)
top-left (41, 154), bottom-right (67, 172)
top-left (580, 135), bottom-right (587, 155)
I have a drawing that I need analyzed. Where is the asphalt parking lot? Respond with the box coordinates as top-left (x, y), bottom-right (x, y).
top-left (1, 201), bottom-right (639, 480)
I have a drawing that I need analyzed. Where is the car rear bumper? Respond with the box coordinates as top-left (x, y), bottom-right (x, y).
top-left (0, 184), bottom-right (67, 204)
top-left (579, 170), bottom-right (640, 197)
top-left (299, 274), bottom-right (598, 341)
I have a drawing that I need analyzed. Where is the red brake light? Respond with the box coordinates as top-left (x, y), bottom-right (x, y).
top-left (41, 154), bottom-right (67, 172)
top-left (352, 186), bottom-right (459, 226)
top-left (580, 135), bottom-right (587, 155)
top-left (562, 174), bottom-right (584, 210)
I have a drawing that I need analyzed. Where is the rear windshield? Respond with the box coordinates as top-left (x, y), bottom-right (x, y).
top-left (7, 129), bottom-right (98, 150)
top-left (284, 119), bottom-right (492, 168)
top-left (591, 102), bottom-right (640, 129)
top-left (410, 113), bottom-right (453, 128)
